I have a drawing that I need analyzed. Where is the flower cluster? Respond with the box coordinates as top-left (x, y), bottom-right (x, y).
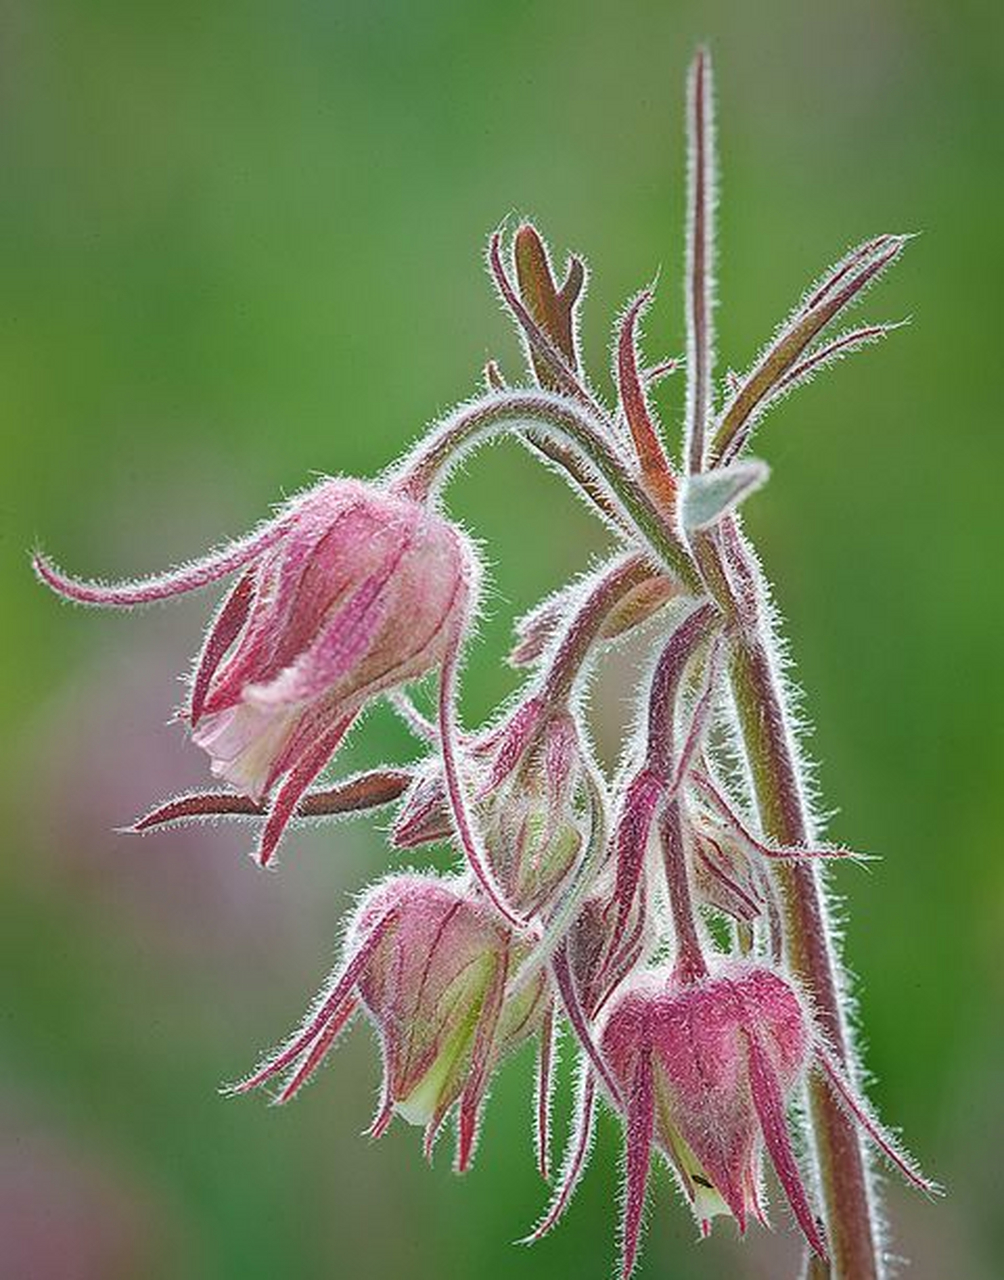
top-left (36, 49), bottom-right (937, 1278)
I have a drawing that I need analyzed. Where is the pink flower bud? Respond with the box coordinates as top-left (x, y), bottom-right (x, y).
top-left (691, 821), bottom-right (766, 925)
top-left (533, 957), bottom-right (936, 1277)
top-left (600, 961), bottom-right (822, 1275)
top-left (390, 759), bottom-right (455, 847)
top-left (192, 481), bottom-right (472, 786)
top-left (482, 707), bottom-right (586, 915)
top-left (233, 874), bottom-right (549, 1173)
top-left (35, 477), bottom-right (478, 866)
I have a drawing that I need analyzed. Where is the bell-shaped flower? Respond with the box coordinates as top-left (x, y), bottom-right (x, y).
top-left (595, 961), bottom-right (936, 1277)
top-left (231, 873), bottom-right (550, 1172)
top-left (35, 477), bottom-right (478, 865)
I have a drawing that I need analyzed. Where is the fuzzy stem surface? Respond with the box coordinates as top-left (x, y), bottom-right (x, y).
top-left (729, 631), bottom-right (880, 1280)
top-left (394, 389), bottom-right (701, 591)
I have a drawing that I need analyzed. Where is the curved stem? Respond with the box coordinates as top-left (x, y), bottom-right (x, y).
top-left (638, 600), bottom-right (721, 981)
top-left (507, 751), bottom-right (609, 1000)
top-left (644, 600), bottom-right (720, 778)
top-left (540, 552), bottom-right (658, 707)
top-left (393, 389), bottom-right (701, 591)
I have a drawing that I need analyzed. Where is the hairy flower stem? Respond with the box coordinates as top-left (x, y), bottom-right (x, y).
top-left (540, 553), bottom-right (657, 706)
top-left (730, 633), bottom-right (879, 1280)
top-left (394, 389), bottom-right (701, 591)
top-left (660, 799), bottom-right (708, 984)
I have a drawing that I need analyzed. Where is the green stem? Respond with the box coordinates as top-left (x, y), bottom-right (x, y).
top-left (730, 632), bottom-right (880, 1280)
top-left (394, 389), bottom-right (701, 592)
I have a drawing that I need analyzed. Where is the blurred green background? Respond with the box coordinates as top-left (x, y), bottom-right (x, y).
top-left (2, 2), bottom-right (1001, 1277)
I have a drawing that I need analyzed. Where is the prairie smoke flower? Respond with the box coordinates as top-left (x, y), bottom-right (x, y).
top-left (233, 874), bottom-right (550, 1172)
top-left (595, 962), bottom-right (935, 1277)
top-left (35, 477), bottom-right (478, 865)
top-left (34, 45), bottom-right (940, 1280)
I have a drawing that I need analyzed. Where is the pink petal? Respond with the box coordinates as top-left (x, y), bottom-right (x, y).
top-left (621, 1050), bottom-right (655, 1279)
top-left (746, 1029), bottom-right (828, 1260)
top-left (248, 543), bottom-right (409, 709)
top-left (256, 715), bottom-right (356, 866)
top-left (201, 507), bottom-right (351, 712)
top-left (190, 569), bottom-right (256, 725)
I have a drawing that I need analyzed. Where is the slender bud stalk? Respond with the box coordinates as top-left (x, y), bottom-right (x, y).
top-left (395, 388), bottom-right (701, 589)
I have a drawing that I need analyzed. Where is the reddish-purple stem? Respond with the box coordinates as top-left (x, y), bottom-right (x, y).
top-left (659, 799), bottom-right (708, 983)
top-left (438, 630), bottom-right (526, 929)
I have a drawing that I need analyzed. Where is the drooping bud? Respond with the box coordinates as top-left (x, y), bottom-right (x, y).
top-left (36, 477), bottom-right (479, 866)
top-left (390, 758), bottom-right (455, 847)
top-left (600, 961), bottom-right (824, 1275)
top-left (691, 821), bottom-right (766, 926)
top-left (485, 707), bottom-right (586, 914)
top-left (190, 480), bottom-right (474, 796)
top-left (233, 874), bottom-right (549, 1172)
top-left (531, 920), bottom-right (936, 1276)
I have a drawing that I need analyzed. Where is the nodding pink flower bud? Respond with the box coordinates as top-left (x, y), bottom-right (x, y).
top-left (232, 874), bottom-right (550, 1173)
top-left (597, 961), bottom-right (935, 1278)
top-left (35, 478), bottom-right (478, 866)
top-left (392, 698), bottom-right (587, 917)
top-left (601, 962), bottom-right (814, 1276)
top-left (391, 759), bottom-right (455, 847)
